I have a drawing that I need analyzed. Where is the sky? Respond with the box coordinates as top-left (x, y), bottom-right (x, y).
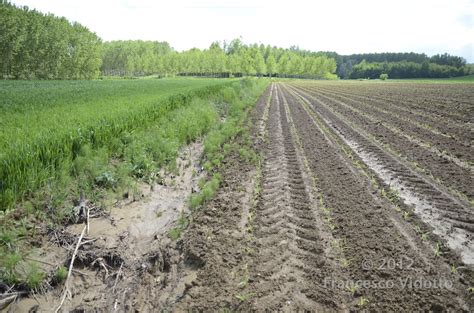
top-left (10, 0), bottom-right (474, 62)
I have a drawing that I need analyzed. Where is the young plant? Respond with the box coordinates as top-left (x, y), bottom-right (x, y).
top-left (357, 297), bottom-right (369, 307)
top-left (347, 284), bottom-right (358, 296)
top-left (54, 266), bottom-right (68, 283)
top-left (25, 262), bottom-right (45, 290)
top-left (434, 242), bottom-right (442, 257)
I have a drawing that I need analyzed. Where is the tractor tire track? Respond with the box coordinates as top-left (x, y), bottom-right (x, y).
top-left (248, 84), bottom-right (338, 311)
top-left (285, 84), bottom-right (474, 264)
top-left (279, 83), bottom-right (470, 311)
top-left (298, 85), bottom-right (472, 164)
top-left (289, 84), bottom-right (473, 201)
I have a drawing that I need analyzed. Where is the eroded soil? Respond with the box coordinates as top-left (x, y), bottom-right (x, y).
top-left (9, 143), bottom-right (206, 312)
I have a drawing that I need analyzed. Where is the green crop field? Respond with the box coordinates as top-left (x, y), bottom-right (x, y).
top-left (383, 74), bottom-right (474, 83)
top-left (0, 78), bottom-right (236, 211)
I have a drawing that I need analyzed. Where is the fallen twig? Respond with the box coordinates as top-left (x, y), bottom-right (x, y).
top-left (24, 257), bottom-right (57, 268)
top-left (0, 294), bottom-right (18, 311)
top-left (112, 262), bottom-right (124, 292)
top-left (86, 207), bottom-right (90, 235)
top-left (55, 225), bottom-right (86, 313)
top-left (92, 258), bottom-right (110, 279)
top-left (80, 238), bottom-right (98, 246)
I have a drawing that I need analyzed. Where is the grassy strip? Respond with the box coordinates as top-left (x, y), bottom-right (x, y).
top-left (169, 79), bottom-right (268, 239)
top-left (385, 74), bottom-right (474, 83)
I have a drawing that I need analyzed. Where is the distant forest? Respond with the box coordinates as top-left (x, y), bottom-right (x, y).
top-left (326, 52), bottom-right (469, 79)
top-left (0, 1), bottom-right (471, 80)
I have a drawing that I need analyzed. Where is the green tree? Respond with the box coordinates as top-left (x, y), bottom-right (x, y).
top-left (266, 54), bottom-right (276, 77)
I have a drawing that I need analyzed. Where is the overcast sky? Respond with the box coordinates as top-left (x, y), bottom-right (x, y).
top-left (10, 0), bottom-right (474, 62)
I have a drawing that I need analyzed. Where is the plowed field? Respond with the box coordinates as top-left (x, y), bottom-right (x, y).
top-left (173, 82), bottom-right (473, 311)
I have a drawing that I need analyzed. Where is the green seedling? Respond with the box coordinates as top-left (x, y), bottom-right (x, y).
top-left (168, 227), bottom-right (182, 240)
top-left (357, 297), bottom-right (369, 307)
top-left (434, 242), bottom-right (442, 257)
top-left (235, 293), bottom-right (255, 302)
top-left (347, 284), bottom-right (358, 296)
top-left (340, 258), bottom-right (350, 268)
top-left (55, 266), bottom-right (68, 283)
top-left (26, 263), bottom-right (45, 290)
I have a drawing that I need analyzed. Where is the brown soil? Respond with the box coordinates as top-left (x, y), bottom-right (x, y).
top-left (173, 83), bottom-right (472, 311)
top-left (287, 84), bottom-right (473, 200)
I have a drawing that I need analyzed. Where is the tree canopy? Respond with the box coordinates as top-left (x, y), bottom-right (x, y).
top-left (0, 0), bottom-right (102, 79)
top-left (100, 39), bottom-right (338, 79)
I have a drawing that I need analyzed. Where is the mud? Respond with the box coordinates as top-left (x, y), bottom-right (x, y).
top-left (10, 142), bottom-right (206, 312)
top-left (279, 83), bottom-right (471, 310)
top-left (304, 85), bottom-right (473, 165)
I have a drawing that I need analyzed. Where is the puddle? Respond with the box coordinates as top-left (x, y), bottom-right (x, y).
top-left (65, 142), bottom-right (204, 262)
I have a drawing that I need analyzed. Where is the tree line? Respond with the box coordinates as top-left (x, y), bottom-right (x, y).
top-left (1, 1), bottom-right (470, 80)
top-left (101, 39), bottom-right (337, 79)
top-left (348, 60), bottom-right (465, 79)
top-left (0, 0), bottom-right (336, 80)
top-left (325, 52), bottom-right (469, 79)
top-left (0, 1), bottom-right (102, 79)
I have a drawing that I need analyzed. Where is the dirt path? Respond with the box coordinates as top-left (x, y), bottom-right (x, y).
top-left (247, 84), bottom-right (339, 311)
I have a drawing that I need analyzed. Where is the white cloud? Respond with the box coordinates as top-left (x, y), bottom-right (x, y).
top-left (10, 0), bottom-right (474, 61)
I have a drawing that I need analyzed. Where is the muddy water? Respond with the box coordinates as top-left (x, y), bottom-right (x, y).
top-left (11, 142), bottom-right (205, 312)
top-left (76, 142), bottom-right (204, 260)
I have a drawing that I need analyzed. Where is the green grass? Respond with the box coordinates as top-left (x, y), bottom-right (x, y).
top-left (54, 266), bottom-right (68, 283)
top-left (0, 78), bottom-right (231, 211)
top-left (444, 74), bottom-right (474, 82)
top-left (178, 78), bottom-right (269, 238)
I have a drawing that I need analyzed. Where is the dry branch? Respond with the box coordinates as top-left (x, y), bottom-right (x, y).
top-left (55, 225), bottom-right (86, 313)
top-left (86, 207), bottom-right (90, 234)
top-left (112, 262), bottom-right (124, 292)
